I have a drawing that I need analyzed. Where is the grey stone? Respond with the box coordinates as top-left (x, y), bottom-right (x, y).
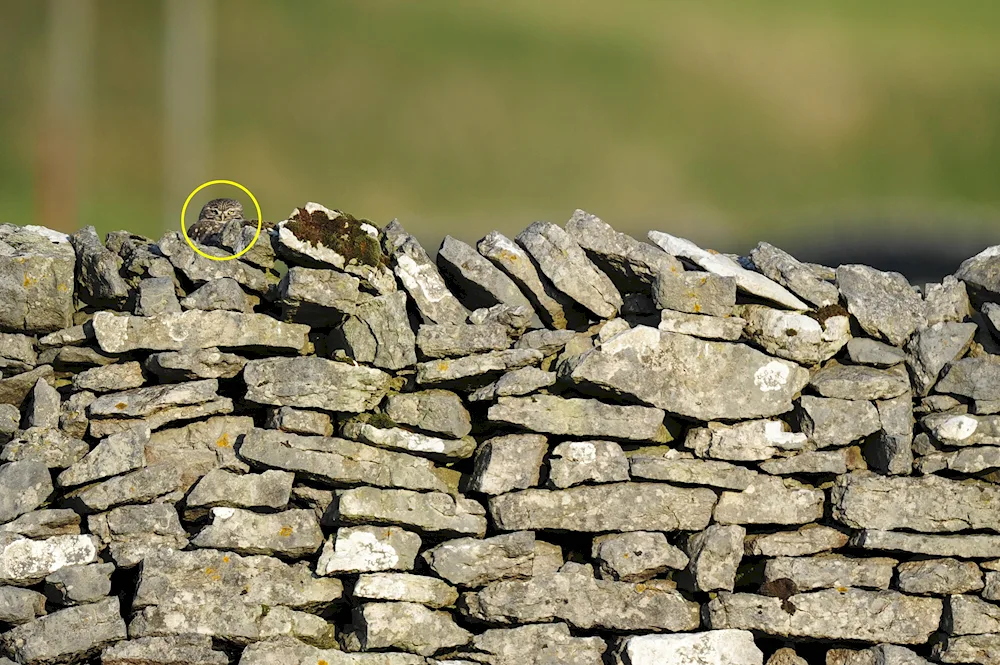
top-left (56, 424), bottom-right (148, 488)
top-left (750, 241), bottom-right (840, 308)
top-left (237, 428), bottom-right (458, 494)
top-left (809, 362), bottom-right (910, 400)
top-left (976, 398), bottom-right (1000, 414)
top-left (92, 310), bottom-right (309, 353)
top-left (956, 244), bottom-right (1000, 299)
top-left (766, 647), bottom-right (808, 665)
top-left (0, 534), bottom-right (101, 584)
top-left (422, 532), bottom-right (537, 588)
top-left (516, 221), bottom-right (622, 318)
top-left (0, 509), bottom-right (80, 538)
top-left (866, 393), bottom-right (914, 475)
top-left (925, 275), bottom-right (972, 326)
top-left (135, 276), bottom-right (181, 316)
top-left (157, 230), bottom-right (275, 294)
top-left (0, 225), bottom-right (76, 333)
top-left (67, 462), bottom-right (184, 513)
top-left (101, 635), bottom-right (228, 665)
top-left (984, 572), bottom-right (1000, 600)
top-left (89, 397), bottom-right (233, 439)
top-left (24, 378), bottom-right (60, 429)
top-left (437, 235), bottom-right (537, 315)
top-left (316, 526), bottom-right (422, 575)
top-left (652, 270), bottom-right (737, 317)
top-left (127, 599), bottom-right (262, 645)
top-left (850, 529), bottom-right (1000, 559)
top-left (649, 231), bottom-right (808, 309)
top-left (44, 562), bottom-right (115, 605)
top-left (468, 366), bottom-right (557, 401)
top-left (479, 231), bottom-right (576, 329)
top-left (384, 390), bottom-right (471, 439)
top-left (896, 558), bottom-right (983, 595)
top-left (714, 476), bottom-right (824, 526)
top-left (707, 589), bottom-right (940, 643)
top-left (744, 524), bottom-right (849, 557)
top-left (468, 302), bottom-right (534, 335)
top-left (133, 547), bottom-right (342, 611)
top-left (2, 427), bottom-right (89, 469)
top-left (490, 482), bottom-right (716, 532)
top-left (591, 531), bottom-right (688, 582)
top-left (628, 450), bottom-right (759, 490)
top-left (833, 472), bottom-right (1000, 533)
top-left (0, 461), bottom-right (52, 524)
top-left (239, 640), bottom-right (423, 665)
top-left (686, 419), bottom-right (808, 462)
top-left (278, 266), bottom-right (360, 314)
top-left (44, 344), bottom-right (120, 367)
top-left (86, 503), bottom-right (188, 567)
top-left (265, 406), bottom-right (333, 436)
top-left (145, 347), bottom-right (247, 380)
top-left (837, 264), bottom-right (926, 346)
top-left (614, 630), bottom-right (763, 665)
top-left (917, 446), bottom-right (1000, 475)
top-left (515, 328), bottom-right (577, 355)
top-left (417, 323), bottom-right (509, 359)
top-left (71, 360), bottom-right (145, 393)
top-left (0, 586), bottom-right (46, 624)
top-left (354, 573), bottom-right (458, 608)
top-left (760, 449), bottom-right (860, 475)
top-left (335, 291), bottom-right (417, 370)
top-left (657, 309), bottom-right (745, 340)
top-left (922, 412), bottom-right (1000, 446)
top-left (333, 486), bottom-right (486, 537)
top-left (462, 572), bottom-right (699, 631)
top-left (1, 597), bottom-right (126, 664)
top-left (468, 433), bottom-right (548, 496)
top-left (244, 356), bottom-right (390, 413)
top-left (937, 355), bottom-right (1000, 401)
top-left (907, 321), bottom-right (977, 394)
top-left (685, 524), bottom-right (745, 592)
top-left (799, 395), bottom-right (881, 448)
top-left (258, 605), bottom-right (337, 647)
top-left (0, 333), bottom-right (37, 375)
top-left (144, 416), bottom-right (253, 484)
top-left (0, 404), bottom-right (18, 444)
top-left (343, 420), bottom-right (476, 461)
top-left (846, 337), bottom-right (907, 367)
top-left (191, 507), bottom-right (323, 557)
top-left (186, 468), bottom-right (293, 511)
top-left (488, 394), bottom-right (670, 442)
top-left (567, 327), bottom-right (809, 421)
top-left (416, 349), bottom-right (542, 384)
top-left (384, 221), bottom-right (468, 324)
top-left (565, 209), bottom-right (682, 291)
top-left (217, 217), bottom-right (276, 270)
top-left (737, 304), bottom-right (850, 365)
top-left (71, 226), bottom-right (130, 304)
top-left (0, 365), bottom-right (54, 407)
top-left (181, 277), bottom-right (252, 312)
top-left (932, 634), bottom-right (1000, 665)
top-left (763, 554), bottom-right (896, 591)
top-left (948, 594), bottom-right (1000, 635)
top-left (88, 378), bottom-right (218, 418)
top-left (548, 440), bottom-right (629, 488)
top-left (349, 602), bottom-right (471, 656)
top-left (456, 622), bottom-right (606, 665)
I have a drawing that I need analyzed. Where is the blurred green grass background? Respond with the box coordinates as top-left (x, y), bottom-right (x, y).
top-left (2, 0), bottom-right (1000, 255)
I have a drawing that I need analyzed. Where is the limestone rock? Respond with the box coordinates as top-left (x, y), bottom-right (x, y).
top-left (101, 635), bottom-right (228, 665)
top-left (334, 486), bottom-right (487, 537)
top-left (86, 503), bottom-right (188, 567)
top-left (947, 594), bottom-right (1000, 635)
top-left (648, 231), bottom-right (807, 309)
top-left (385, 221), bottom-right (469, 325)
top-left (566, 327), bottom-right (809, 421)
top-left (72, 360), bottom-right (145, 393)
top-left (417, 323), bottom-right (509, 359)
top-left (652, 270), bottom-right (737, 317)
top-left (714, 476), bottom-right (824, 526)
top-left (453, 622), bottom-right (606, 665)
top-left (316, 526), bottom-right (421, 575)
top-left (349, 602), bottom-right (472, 656)
top-left (25, 378), bottom-right (60, 429)
top-left (0, 365), bottom-right (55, 407)
top-left (657, 309), bottom-right (746, 341)
top-left (92, 310), bottom-right (309, 353)
top-left (686, 419), bottom-right (809, 462)
top-left (707, 589), bottom-right (941, 644)
top-left (744, 524), bottom-right (849, 557)
top-left (737, 304), bottom-right (850, 365)
top-left (797, 396), bottom-right (882, 448)
top-left (191, 507), bottom-right (322, 557)
top-left (264, 407), bottom-right (333, 437)
top-left (243, 357), bottom-right (390, 413)
top-left (180, 277), bottom-right (253, 313)
top-left (468, 434), bottom-right (548, 496)
top-left (66, 462), bottom-right (184, 513)
top-left (763, 554), bottom-right (896, 591)
top-left (468, 366), bottom-right (557, 401)
top-left (462, 572), bottom-right (700, 632)
top-left (846, 337), bottom-right (907, 367)
top-left (135, 277), bottom-right (181, 316)
top-left (487, 394), bottom-right (669, 442)
top-left (907, 321), bottom-right (977, 395)
top-left (416, 349), bottom-right (542, 384)
top-left (56, 424), bottom-right (148, 488)
top-left (750, 241), bottom-right (840, 308)
top-left (422, 532), bottom-right (536, 588)
top-left (44, 562), bottom-right (115, 605)
top-left (0, 534), bottom-right (101, 584)
top-left (896, 558), bottom-right (983, 595)
top-left (88, 378), bottom-right (219, 419)
top-left (186, 468), bottom-right (293, 512)
top-left (384, 390), bottom-right (471, 439)
top-left (1, 596), bottom-right (126, 664)
top-left (809, 362), bottom-right (910, 401)
top-left (0, 586), bottom-right (46, 624)
top-left (759, 449), bottom-right (859, 476)
top-left (0, 460), bottom-right (53, 524)
top-left (592, 531), bottom-right (688, 582)
top-left (354, 572), bottom-right (458, 609)
top-left (334, 291), bottom-right (417, 370)
top-left (547, 440), bottom-right (629, 488)
top-left (144, 347), bottom-right (247, 380)
top-left (937, 355), bottom-right (1000, 401)
top-left (0, 224), bottom-right (76, 333)
top-left (628, 450), bottom-right (759, 490)
top-left (685, 524), bottom-right (745, 592)
top-left (490, 482), bottom-right (716, 532)
top-left (836, 264), bottom-right (925, 346)
top-left (614, 630), bottom-right (764, 665)
top-left (342, 421), bottom-right (476, 460)
top-left (437, 235), bottom-right (537, 315)
top-left (932, 634), bottom-right (1000, 665)
top-left (157, 230), bottom-right (274, 294)
top-left (849, 529), bottom-right (1000, 559)
top-left (278, 266), bottom-right (360, 314)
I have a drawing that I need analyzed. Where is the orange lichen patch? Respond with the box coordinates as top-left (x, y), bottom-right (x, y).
top-left (498, 250), bottom-right (519, 263)
top-left (437, 361), bottom-right (449, 371)
top-left (836, 586), bottom-right (849, 593)
top-left (692, 303), bottom-right (702, 313)
top-left (319, 660), bottom-right (329, 665)
top-left (634, 583), bottom-right (647, 593)
top-left (56, 283), bottom-right (69, 292)
top-left (115, 402), bottom-right (128, 410)
top-left (215, 433), bottom-right (230, 448)
top-left (23, 275), bottom-right (35, 287)
top-left (279, 526), bottom-right (294, 537)
top-left (222, 555), bottom-right (230, 563)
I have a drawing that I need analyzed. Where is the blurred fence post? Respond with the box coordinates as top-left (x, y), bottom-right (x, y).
top-left (164, 0), bottom-right (215, 233)
top-left (37, 0), bottom-right (94, 233)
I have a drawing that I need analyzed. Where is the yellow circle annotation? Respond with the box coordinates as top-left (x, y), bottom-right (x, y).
top-left (180, 179), bottom-right (263, 261)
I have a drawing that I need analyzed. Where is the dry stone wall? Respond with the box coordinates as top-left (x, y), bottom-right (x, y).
top-left (1, 205), bottom-right (1000, 663)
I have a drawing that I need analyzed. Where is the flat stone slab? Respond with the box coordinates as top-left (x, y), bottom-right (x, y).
top-left (454, 622), bottom-right (607, 665)
top-left (614, 630), bottom-right (764, 665)
top-left (713, 476), bottom-right (825, 526)
top-left (487, 394), bottom-right (669, 442)
top-left (566, 326), bottom-right (809, 421)
top-left (849, 529), bottom-right (1000, 559)
top-left (0, 224), bottom-right (76, 333)
top-left (628, 451), bottom-right (759, 490)
top-left (744, 524), bottom-right (849, 557)
top-left (489, 482), bottom-right (717, 532)
top-left (2, 596), bottom-right (126, 664)
top-left (341, 421), bottom-right (476, 460)
top-left (0, 534), bottom-right (101, 584)
top-left (191, 507), bottom-right (323, 557)
top-left (101, 636), bottom-right (228, 665)
top-left (243, 357), bottom-right (391, 413)
top-left (836, 264), bottom-right (926, 347)
top-left (437, 235), bottom-right (538, 315)
top-left (932, 634), bottom-right (1000, 665)
top-left (334, 486), bottom-right (487, 537)
top-left (750, 241), bottom-right (840, 308)
top-left (354, 573), bottom-right (458, 609)
top-left (707, 589), bottom-right (941, 644)
top-left (763, 554), bottom-right (896, 591)
top-left (92, 310), bottom-right (310, 353)
top-left (349, 601), bottom-right (472, 656)
top-left (385, 221), bottom-right (469, 325)
top-left (832, 472), bottom-right (1000, 533)
top-left (462, 572), bottom-right (700, 632)
top-left (317, 526), bottom-right (422, 575)
top-left (384, 390), bottom-right (471, 439)
top-left (422, 531), bottom-right (537, 588)
top-left (416, 349), bottom-right (542, 384)
top-left (239, 640), bottom-right (424, 665)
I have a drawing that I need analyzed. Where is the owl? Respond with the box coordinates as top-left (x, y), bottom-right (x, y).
top-left (187, 198), bottom-right (246, 243)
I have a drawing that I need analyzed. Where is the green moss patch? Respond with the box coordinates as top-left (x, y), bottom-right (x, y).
top-left (285, 207), bottom-right (388, 268)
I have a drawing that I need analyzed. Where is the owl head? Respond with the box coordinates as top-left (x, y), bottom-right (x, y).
top-left (197, 198), bottom-right (245, 223)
